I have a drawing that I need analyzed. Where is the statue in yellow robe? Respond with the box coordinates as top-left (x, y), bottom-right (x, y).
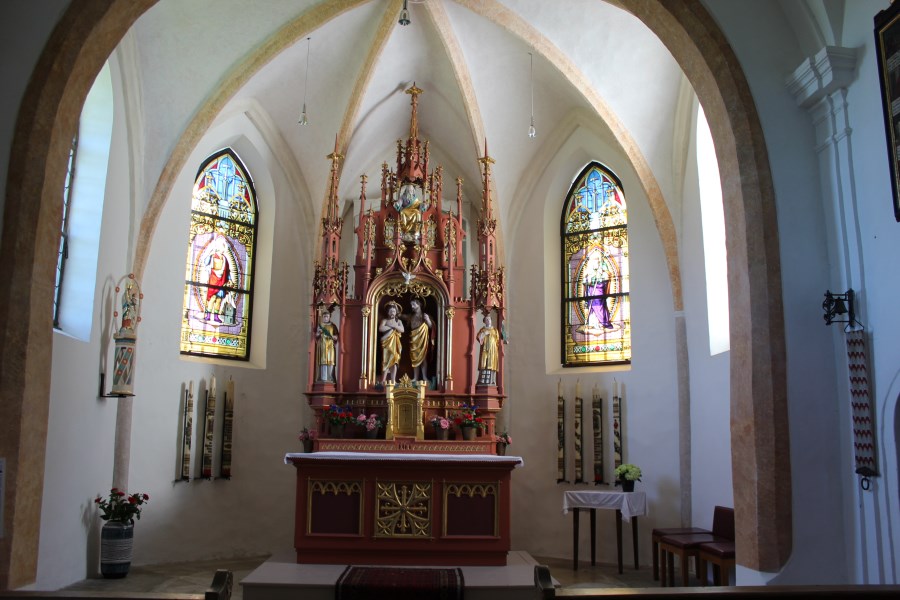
top-left (404, 297), bottom-right (433, 382)
top-left (477, 314), bottom-right (500, 386)
top-left (379, 302), bottom-right (404, 384)
top-left (396, 183), bottom-right (423, 239)
top-left (314, 310), bottom-right (339, 383)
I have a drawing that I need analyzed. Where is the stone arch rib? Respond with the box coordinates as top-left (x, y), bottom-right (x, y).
top-left (614, 0), bottom-right (790, 572)
top-left (0, 0), bottom-right (789, 587)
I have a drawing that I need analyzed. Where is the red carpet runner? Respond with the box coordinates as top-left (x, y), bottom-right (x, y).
top-left (335, 565), bottom-right (464, 599)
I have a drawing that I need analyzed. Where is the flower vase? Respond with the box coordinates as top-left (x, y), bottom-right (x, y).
top-left (461, 426), bottom-right (476, 441)
top-left (302, 439), bottom-right (313, 453)
top-left (435, 428), bottom-right (449, 441)
top-left (621, 480), bottom-right (635, 492)
top-left (366, 429), bottom-right (378, 439)
top-left (331, 424), bottom-right (344, 438)
top-left (497, 443), bottom-right (507, 456)
top-left (100, 520), bottom-right (134, 578)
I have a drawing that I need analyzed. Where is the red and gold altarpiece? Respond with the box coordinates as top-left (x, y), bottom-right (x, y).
top-left (304, 86), bottom-right (506, 450)
top-left (290, 88), bottom-right (516, 566)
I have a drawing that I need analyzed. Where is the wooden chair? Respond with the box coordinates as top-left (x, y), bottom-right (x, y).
top-left (651, 526), bottom-right (709, 580)
top-left (385, 375), bottom-right (426, 440)
top-left (697, 540), bottom-right (736, 586)
top-left (658, 506), bottom-right (734, 587)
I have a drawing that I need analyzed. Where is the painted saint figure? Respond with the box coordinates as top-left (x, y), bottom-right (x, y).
top-left (477, 314), bottom-right (500, 386)
top-left (404, 297), bottom-right (433, 382)
top-left (314, 309), bottom-right (339, 383)
top-left (120, 280), bottom-right (139, 334)
top-left (586, 261), bottom-right (613, 330)
top-left (204, 237), bottom-right (231, 323)
top-left (379, 301), bottom-right (404, 384)
top-left (396, 183), bottom-right (423, 239)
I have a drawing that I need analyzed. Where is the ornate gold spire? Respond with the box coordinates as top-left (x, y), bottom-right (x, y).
top-left (325, 134), bottom-right (344, 221)
top-left (406, 84), bottom-right (423, 140)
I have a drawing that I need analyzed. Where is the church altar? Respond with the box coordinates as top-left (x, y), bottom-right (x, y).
top-left (285, 452), bottom-right (523, 566)
top-left (290, 87), bottom-right (520, 567)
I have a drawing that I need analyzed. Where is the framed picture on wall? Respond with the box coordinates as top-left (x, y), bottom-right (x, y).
top-left (875, 2), bottom-right (900, 222)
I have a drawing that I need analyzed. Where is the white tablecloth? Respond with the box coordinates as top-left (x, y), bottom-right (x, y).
top-left (562, 490), bottom-right (647, 522)
top-left (285, 451), bottom-right (524, 467)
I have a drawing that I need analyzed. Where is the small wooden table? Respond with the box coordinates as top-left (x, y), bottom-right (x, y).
top-left (563, 490), bottom-right (647, 573)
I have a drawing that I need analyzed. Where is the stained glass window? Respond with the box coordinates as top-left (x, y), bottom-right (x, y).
top-left (180, 149), bottom-right (257, 360)
top-left (561, 163), bottom-right (631, 366)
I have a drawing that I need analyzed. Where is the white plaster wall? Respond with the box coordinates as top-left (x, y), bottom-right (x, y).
top-left (39, 53), bottom-right (137, 590)
top-left (506, 123), bottom-right (682, 564)
top-left (702, 0), bottom-right (895, 585)
top-left (22, 0), bottom-right (900, 589)
top-left (679, 101), bottom-right (733, 527)
top-left (842, 0), bottom-right (900, 584)
top-left (125, 109), bottom-right (316, 566)
top-left (0, 0), bottom-right (71, 233)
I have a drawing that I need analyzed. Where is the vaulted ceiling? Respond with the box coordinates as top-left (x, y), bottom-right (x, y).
top-left (130, 0), bottom-right (688, 249)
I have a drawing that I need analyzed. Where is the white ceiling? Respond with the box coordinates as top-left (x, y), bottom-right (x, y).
top-left (130, 0), bottom-right (687, 229)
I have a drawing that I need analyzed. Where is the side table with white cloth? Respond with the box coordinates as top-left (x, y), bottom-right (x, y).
top-left (562, 490), bottom-right (648, 572)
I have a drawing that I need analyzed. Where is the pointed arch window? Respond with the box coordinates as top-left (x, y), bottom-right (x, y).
top-left (561, 162), bottom-right (631, 366)
top-left (180, 149), bottom-right (257, 360)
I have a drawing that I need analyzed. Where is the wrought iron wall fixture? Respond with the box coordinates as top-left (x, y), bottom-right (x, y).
top-left (822, 288), bottom-right (858, 327)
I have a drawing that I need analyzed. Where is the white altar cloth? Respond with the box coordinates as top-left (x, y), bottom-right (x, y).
top-left (285, 451), bottom-right (524, 467)
top-left (562, 490), bottom-right (647, 522)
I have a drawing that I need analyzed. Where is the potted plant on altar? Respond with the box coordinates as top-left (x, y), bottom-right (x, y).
top-left (327, 404), bottom-right (355, 438)
top-left (430, 415), bottom-right (453, 440)
top-left (614, 463), bottom-right (642, 492)
top-left (453, 404), bottom-right (484, 440)
top-left (357, 413), bottom-right (384, 439)
top-left (496, 431), bottom-right (512, 456)
top-left (94, 488), bottom-right (150, 578)
top-left (299, 427), bottom-right (318, 452)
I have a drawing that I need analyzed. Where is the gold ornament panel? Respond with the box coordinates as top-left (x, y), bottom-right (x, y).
top-left (374, 481), bottom-right (432, 538)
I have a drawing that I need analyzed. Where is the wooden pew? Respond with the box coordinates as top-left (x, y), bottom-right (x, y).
top-left (0, 570), bottom-right (232, 600)
top-left (534, 565), bottom-right (900, 599)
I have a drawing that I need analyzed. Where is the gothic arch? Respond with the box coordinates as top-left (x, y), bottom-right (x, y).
top-left (0, 0), bottom-right (787, 586)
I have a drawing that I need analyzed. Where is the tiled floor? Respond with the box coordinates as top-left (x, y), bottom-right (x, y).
top-left (62, 553), bottom-right (658, 599)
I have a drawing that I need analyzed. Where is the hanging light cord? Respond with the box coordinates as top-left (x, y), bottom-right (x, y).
top-left (299, 37), bottom-right (311, 125)
top-left (528, 52), bottom-right (536, 138)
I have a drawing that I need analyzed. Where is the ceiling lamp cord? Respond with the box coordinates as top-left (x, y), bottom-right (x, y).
top-left (298, 37), bottom-right (311, 126)
top-left (528, 52), bottom-right (536, 139)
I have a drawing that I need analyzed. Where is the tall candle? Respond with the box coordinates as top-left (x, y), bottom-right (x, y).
top-left (558, 378), bottom-right (562, 398)
top-left (613, 379), bottom-right (618, 398)
top-left (227, 378), bottom-right (235, 403)
top-left (576, 380), bottom-right (581, 399)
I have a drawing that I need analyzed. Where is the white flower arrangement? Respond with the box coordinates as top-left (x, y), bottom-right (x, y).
top-left (614, 463), bottom-right (642, 482)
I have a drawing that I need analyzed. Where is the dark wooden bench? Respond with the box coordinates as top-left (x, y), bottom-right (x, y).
top-left (535, 564), bottom-right (900, 598)
top-left (0, 570), bottom-right (232, 600)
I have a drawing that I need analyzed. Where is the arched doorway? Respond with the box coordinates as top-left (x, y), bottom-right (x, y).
top-left (0, 0), bottom-right (787, 587)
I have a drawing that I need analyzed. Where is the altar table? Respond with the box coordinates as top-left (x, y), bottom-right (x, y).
top-left (563, 490), bottom-right (647, 573)
top-left (285, 452), bottom-right (523, 566)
